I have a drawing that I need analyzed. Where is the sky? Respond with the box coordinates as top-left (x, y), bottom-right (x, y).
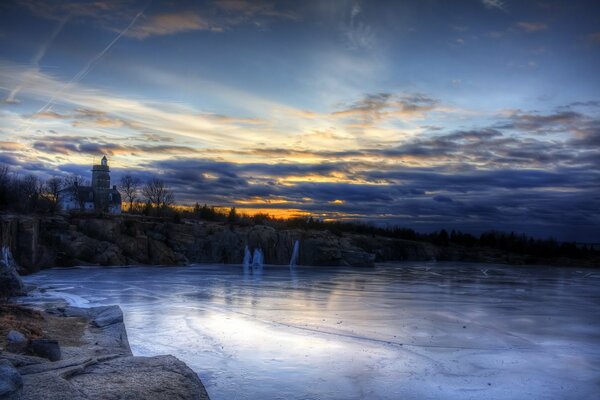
top-left (0, 0), bottom-right (599, 241)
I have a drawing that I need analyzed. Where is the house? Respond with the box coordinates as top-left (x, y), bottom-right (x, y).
top-left (58, 156), bottom-right (121, 214)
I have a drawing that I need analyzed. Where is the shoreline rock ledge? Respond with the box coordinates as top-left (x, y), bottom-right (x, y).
top-left (0, 305), bottom-right (210, 400)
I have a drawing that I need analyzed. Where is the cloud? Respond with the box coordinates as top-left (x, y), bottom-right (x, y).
top-left (125, 1), bottom-right (298, 39)
top-left (342, 1), bottom-right (375, 50)
top-left (17, 0), bottom-right (297, 40)
top-left (517, 22), bottom-right (548, 32)
top-left (17, 0), bottom-right (126, 21)
top-left (482, 0), bottom-right (506, 11)
top-left (126, 12), bottom-right (219, 39)
top-left (433, 195), bottom-right (453, 203)
top-left (0, 63), bottom-right (286, 147)
top-left (31, 135), bottom-right (202, 157)
top-left (215, 0), bottom-right (298, 21)
top-left (589, 32), bottom-right (600, 44)
top-left (0, 141), bottom-right (24, 151)
top-left (497, 110), bottom-right (585, 134)
top-left (123, 155), bottom-right (600, 241)
top-left (330, 92), bottom-right (442, 128)
top-left (31, 108), bottom-right (137, 129)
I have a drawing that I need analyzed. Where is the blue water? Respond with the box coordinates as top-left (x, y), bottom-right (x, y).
top-left (24, 263), bottom-right (600, 400)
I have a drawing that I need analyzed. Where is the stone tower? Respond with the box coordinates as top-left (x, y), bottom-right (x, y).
top-left (92, 156), bottom-right (110, 211)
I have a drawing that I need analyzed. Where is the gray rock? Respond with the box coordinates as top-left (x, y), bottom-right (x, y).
top-left (6, 330), bottom-right (28, 354)
top-left (0, 359), bottom-right (23, 400)
top-left (31, 339), bottom-right (62, 362)
top-left (91, 306), bottom-right (123, 328)
top-left (6, 331), bottom-right (26, 343)
top-left (71, 355), bottom-right (209, 400)
top-left (20, 355), bottom-right (209, 400)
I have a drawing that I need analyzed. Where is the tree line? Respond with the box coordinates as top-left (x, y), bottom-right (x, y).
top-left (0, 166), bottom-right (174, 215)
top-left (172, 208), bottom-right (599, 261)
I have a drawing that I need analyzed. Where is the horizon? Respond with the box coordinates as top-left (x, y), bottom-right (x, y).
top-left (1, 0), bottom-right (599, 242)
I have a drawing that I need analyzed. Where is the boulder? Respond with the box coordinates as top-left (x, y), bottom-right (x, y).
top-left (6, 330), bottom-right (29, 354)
top-left (31, 339), bottom-right (62, 362)
top-left (91, 306), bottom-right (123, 328)
top-left (0, 359), bottom-right (23, 400)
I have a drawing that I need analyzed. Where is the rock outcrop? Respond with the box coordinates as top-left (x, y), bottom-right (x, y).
top-left (0, 305), bottom-right (209, 400)
top-left (1, 213), bottom-right (440, 272)
top-left (0, 246), bottom-right (25, 297)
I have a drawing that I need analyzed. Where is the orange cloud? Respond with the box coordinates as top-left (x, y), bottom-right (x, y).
top-left (517, 22), bottom-right (548, 32)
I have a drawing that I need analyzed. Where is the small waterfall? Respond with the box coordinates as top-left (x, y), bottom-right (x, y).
top-left (252, 248), bottom-right (264, 271)
top-left (243, 246), bottom-right (252, 272)
top-left (1, 245), bottom-right (14, 268)
top-left (289, 240), bottom-right (299, 268)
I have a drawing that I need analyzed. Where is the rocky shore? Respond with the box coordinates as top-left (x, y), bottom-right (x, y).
top-left (0, 236), bottom-right (209, 400)
top-left (0, 303), bottom-right (209, 399)
top-left (0, 213), bottom-right (438, 273)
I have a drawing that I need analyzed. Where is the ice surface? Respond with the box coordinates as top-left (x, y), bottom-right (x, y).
top-left (23, 263), bottom-right (600, 400)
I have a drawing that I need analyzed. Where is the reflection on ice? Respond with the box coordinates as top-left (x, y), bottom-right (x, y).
top-left (23, 263), bottom-right (600, 400)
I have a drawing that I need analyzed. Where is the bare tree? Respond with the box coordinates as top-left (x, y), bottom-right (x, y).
top-left (44, 177), bottom-right (63, 212)
top-left (64, 175), bottom-right (87, 187)
top-left (142, 177), bottom-right (174, 213)
top-left (119, 175), bottom-right (141, 212)
top-left (21, 174), bottom-right (43, 211)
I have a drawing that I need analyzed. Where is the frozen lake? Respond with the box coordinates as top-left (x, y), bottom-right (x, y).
top-left (23, 263), bottom-right (600, 400)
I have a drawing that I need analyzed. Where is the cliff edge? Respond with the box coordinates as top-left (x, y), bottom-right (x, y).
top-left (0, 214), bottom-right (437, 273)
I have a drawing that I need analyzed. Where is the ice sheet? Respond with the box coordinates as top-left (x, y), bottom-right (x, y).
top-left (23, 263), bottom-right (600, 400)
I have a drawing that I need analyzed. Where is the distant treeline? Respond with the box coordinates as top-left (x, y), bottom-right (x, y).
top-left (178, 203), bottom-right (599, 261)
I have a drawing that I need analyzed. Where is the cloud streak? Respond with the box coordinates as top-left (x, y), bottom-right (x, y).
top-left (36, 4), bottom-right (148, 115)
top-left (517, 21), bottom-right (548, 32)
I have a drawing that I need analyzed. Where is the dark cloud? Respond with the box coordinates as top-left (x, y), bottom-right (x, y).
top-left (433, 195), bottom-right (453, 203)
top-left (496, 110), bottom-right (586, 134)
top-left (331, 92), bottom-right (440, 128)
top-left (31, 136), bottom-right (201, 156)
top-left (131, 153), bottom-right (600, 241)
